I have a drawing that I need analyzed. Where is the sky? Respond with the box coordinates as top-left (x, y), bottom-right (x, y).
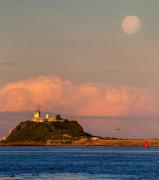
top-left (0, 0), bottom-right (159, 138)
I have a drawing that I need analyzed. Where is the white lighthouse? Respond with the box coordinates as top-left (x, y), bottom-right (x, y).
top-left (33, 106), bottom-right (44, 122)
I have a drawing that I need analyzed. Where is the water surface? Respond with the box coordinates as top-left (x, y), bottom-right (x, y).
top-left (0, 146), bottom-right (159, 179)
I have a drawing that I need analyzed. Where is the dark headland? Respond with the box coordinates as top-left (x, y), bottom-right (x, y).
top-left (1, 111), bottom-right (159, 146)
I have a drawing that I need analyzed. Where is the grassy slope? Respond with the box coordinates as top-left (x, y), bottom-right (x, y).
top-left (5, 120), bottom-right (86, 142)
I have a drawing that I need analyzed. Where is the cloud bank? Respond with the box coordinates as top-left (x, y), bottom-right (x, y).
top-left (0, 75), bottom-right (159, 117)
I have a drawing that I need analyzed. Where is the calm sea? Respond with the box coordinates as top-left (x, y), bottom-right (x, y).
top-left (0, 146), bottom-right (159, 179)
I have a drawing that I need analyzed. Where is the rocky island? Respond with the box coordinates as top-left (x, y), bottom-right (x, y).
top-left (1, 108), bottom-right (159, 147)
top-left (1, 119), bottom-right (92, 146)
top-left (0, 108), bottom-right (94, 146)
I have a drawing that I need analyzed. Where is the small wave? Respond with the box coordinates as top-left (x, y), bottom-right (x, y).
top-left (0, 173), bottom-right (138, 180)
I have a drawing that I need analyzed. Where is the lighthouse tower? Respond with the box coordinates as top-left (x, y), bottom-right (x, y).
top-left (33, 106), bottom-right (44, 122)
top-left (46, 113), bottom-right (49, 120)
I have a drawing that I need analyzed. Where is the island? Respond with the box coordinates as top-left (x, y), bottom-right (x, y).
top-left (1, 108), bottom-right (159, 147)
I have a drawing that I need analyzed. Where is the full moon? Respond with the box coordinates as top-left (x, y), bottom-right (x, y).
top-left (122, 16), bottom-right (141, 35)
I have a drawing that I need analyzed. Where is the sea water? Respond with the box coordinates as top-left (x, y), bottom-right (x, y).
top-left (0, 146), bottom-right (159, 179)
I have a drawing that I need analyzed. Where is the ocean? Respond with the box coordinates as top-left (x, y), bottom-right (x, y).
top-left (0, 146), bottom-right (159, 180)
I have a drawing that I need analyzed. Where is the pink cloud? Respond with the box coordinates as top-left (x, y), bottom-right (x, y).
top-left (0, 75), bottom-right (159, 117)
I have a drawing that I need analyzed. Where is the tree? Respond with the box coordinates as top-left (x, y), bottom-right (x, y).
top-left (56, 114), bottom-right (62, 120)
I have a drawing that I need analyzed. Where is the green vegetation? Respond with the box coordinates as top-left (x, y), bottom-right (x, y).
top-left (5, 120), bottom-right (87, 143)
top-left (2, 119), bottom-right (159, 147)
